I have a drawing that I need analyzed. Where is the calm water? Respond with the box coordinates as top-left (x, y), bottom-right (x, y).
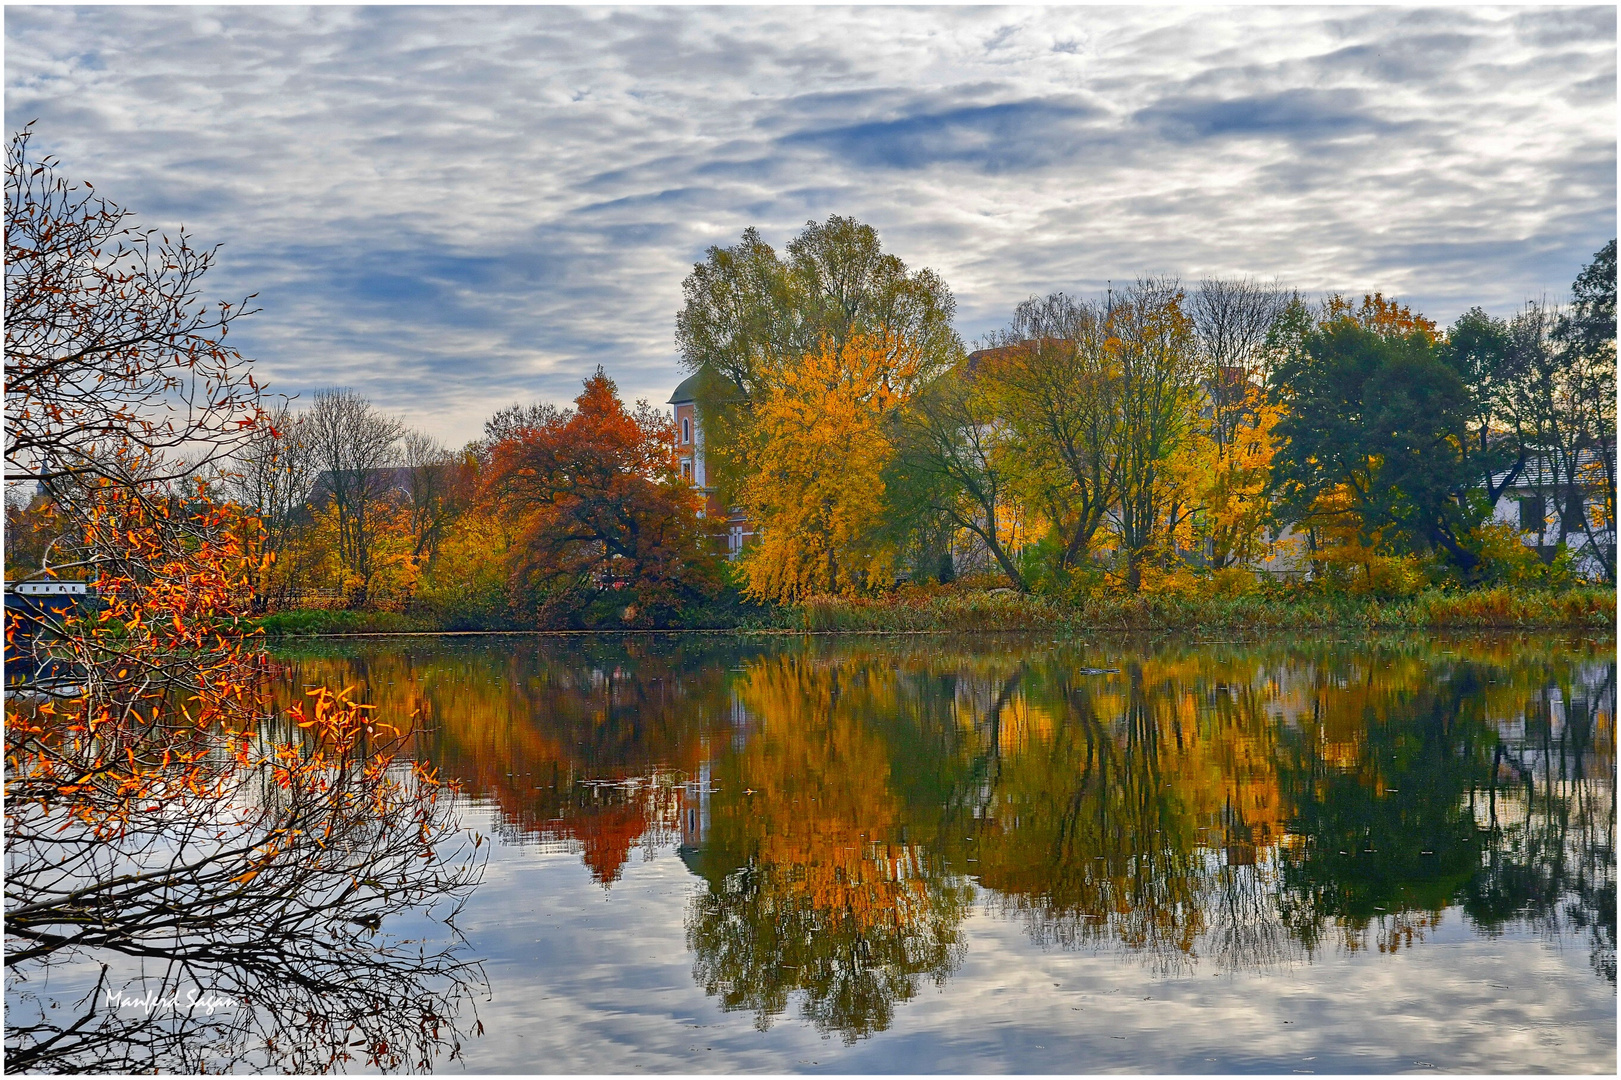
top-left (270, 633), bottom-right (1616, 1074)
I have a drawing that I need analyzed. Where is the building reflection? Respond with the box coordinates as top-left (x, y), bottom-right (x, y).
top-left (269, 634), bottom-right (1616, 1041)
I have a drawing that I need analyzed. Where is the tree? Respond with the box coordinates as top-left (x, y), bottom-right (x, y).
top-left (485, 368), bottom-right (724, 627)
top-left (306, 388), bottom-right (406, 607)
top-left (3, 131), bottom-right (483, 1071)
top-left (8, 657), bottom-right (485, 1071)
top-left (1171, 389), bottom-right (1285, 572)
top-left (1273, 301), bottom-right (1485, 569)
top-left (1555, 240), bottom-right (1617, 580)
top-left (218, 399), bottom-right (317, 611)
top-left (1109, 279), bottom-right (1202, 591)
top-left (482, 401), bottom-right (565, 446)
top-left (675, 216), bottom-right (961, 505)
top-left (1440, 306), bottom-right (1532, 506)
top-left (4, 129), bottom-right (263, 509)
top-left (401, 429), bottom-right (470, 574)
top-left (889, 361), bottom-right (1026, 589)
top-left (1190, 278), bottom-right (1289, 449)
top-left (982, 293), bottom-right (1123, 574)
top-left (738, 334), bottom-right (924, 602)
top-left (1479, 252), bottom-right (1617, 583)
top-left (1563, 239), bottom-right (1617, 364)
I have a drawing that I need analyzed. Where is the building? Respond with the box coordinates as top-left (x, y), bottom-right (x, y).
top-left (668, 374), bottom-right (755, 559)
top-left (4, 581), bottom-right (94, 691)
top-left (1487, 449), bottom-right (1615, 578)
top-left (306, 466), bottom-right (414, 508)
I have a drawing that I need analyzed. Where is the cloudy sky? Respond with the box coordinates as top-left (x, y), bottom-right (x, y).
top-left (6, 6), bottom-right (1615, 445)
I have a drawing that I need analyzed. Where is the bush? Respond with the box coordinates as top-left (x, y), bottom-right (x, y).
top-left (1469, 523), bottom-right (1576, 590)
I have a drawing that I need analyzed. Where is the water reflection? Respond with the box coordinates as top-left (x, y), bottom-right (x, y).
top-left (685, 655), bottom-right (972, 1041)
top-left (268, 634), bottom-right (1616, 1043)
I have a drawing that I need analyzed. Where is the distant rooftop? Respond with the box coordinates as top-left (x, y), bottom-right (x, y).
top-left (668, 372), bottom-right (701, 405)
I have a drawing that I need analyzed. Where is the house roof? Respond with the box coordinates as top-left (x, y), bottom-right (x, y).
top-left (1489, 448), bottom-right (1612, 491)
top-left (668, 372), bottom-right (702, 405)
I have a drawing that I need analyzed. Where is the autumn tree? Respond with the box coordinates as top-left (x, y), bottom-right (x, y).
top-left (1170, 390), bottom-right (1285, 573)
top-left (485, 368), bottom-right (724, 627)
top-left (1172, 279), bottom-right (1292, 573)
top-left (218, 399), bottom-right (317, 610)
top-left (979, 293), bottom-right (1123, 576)
top-left (1109, 279), bottom-right (1202, 591)
top-left (1190, 277), bottom-right (1289, 449)
top-left (306, 388), bottom-right (406, 607)
top-left (4, 129), bottom-right (484, 1071)
top-left (738, 334), bottom-right (925, 602)
top-left (4, 128), bottom-right (263, 510)
top-left (675, 216), bottom-right (961, 507)
top-left (401, 429), bottom-right (471, 573)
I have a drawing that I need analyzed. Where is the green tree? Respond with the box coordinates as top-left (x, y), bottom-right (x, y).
top-left (1273, 313), bottom-right (1486, 569)
top-left (888, 360), bottom-right (1027, 589)
top-left (1440, 306), bottom-right (1536, 505)
top-left (1554, 240), bottom-right (1617, 579)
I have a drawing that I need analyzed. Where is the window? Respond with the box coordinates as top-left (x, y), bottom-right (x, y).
top-left (1519, 495), bottom-right (1546, 532)
top-left (681, 460), bottom-right (692, 482)
top-left (681, 417), bottom-right (691, 444)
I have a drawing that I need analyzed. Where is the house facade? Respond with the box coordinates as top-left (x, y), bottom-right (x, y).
top-left (1487, 449), bottom-right (1615, 579)
top-left (668, 374), bottom-right (755, 559)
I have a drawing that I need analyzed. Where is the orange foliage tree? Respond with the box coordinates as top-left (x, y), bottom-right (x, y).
top-left (485, 367), bottom-right (725, 627)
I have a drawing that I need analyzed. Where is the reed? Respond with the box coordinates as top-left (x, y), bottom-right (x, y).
top-left (786, 586), bottom-right (1615, 634)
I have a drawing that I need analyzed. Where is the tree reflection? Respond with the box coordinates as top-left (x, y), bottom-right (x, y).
top-left (1268, 646), bottom-right (1614, 975)
top-left (263, 633), bottom-right (1616, 1049)
top-left (5, 692), bottom-right (484, 1073)
top-left (952, 656), bottom-right (1289, 974)
top-left (1458, 664), bottom-right (1616, 980)
top-left (683, 654), bottom-right (972, 1042)
top-left (266, 638), bottom-right (742, 885)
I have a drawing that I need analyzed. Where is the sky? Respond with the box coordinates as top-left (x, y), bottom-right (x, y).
top-left (6, 5), bottom-right (1616, 446)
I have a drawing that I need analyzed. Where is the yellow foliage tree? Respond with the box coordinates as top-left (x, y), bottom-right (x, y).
top-left (1168, 385), bottom-right (1286, 573)
top-left (740, 334), bottom-right (923, 602)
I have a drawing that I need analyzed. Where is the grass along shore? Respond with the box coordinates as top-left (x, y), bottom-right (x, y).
top-left (785, 585), bottom-right (1615, 633)
top-left (253, 585), bottom-right (1616, 637)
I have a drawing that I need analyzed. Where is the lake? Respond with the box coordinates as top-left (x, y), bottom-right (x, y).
top-left (268, 632), bottom-right (1616, 1073)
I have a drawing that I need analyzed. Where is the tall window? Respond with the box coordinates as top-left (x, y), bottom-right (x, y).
top-left (681, 417), bottom-right (691, 444)
top-left (681, 460), bottom-right (692, 482)
top-left (1519, 495), bottom-right (1546, 532)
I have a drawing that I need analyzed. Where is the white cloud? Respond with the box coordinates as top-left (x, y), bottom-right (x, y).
top-left (7, 6), bottom-right (1614, 445)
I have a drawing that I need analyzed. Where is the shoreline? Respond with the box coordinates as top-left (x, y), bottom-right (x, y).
top-left (255, 585), bottom-right (1617, 639)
